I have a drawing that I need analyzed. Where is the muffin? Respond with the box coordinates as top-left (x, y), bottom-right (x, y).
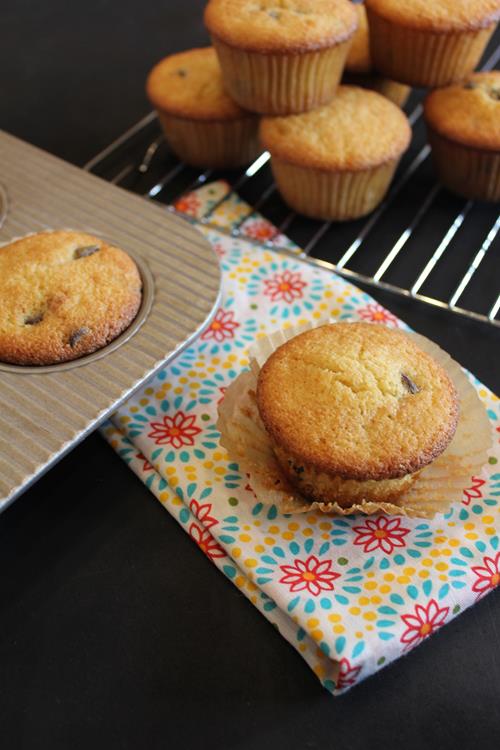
top-left (146, 47), bottom-right (260, 169)
top-left (260, 86), bottom-right (411, 220)
top-left (256, 323), bottom-right (459, 505)
top-left (343, 1), bottom-right (411, 108)
top-left (204, 0), bottom-right (358, 115)
top-left (0, 231), bottom-right (142, 366)
top-left (365, 0), bottom-right (500, 88)
top-left (424, 71), bottom-right (500, 202)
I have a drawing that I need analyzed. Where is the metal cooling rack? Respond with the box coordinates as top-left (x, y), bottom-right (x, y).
top-left (85, 35), bottom-right (500, 328)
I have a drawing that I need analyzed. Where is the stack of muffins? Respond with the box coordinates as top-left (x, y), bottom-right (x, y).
top-left (147, 0), bottom-right (500, 219)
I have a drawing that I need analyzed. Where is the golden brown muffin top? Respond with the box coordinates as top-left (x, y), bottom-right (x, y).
top-left (425, 72), bottom-right (500, 152)
top-left (146, 48), bottom-right (251, 120)
top-left (346, 2), bottom-right (371, 73)
top-left (204, 0), bottom-right (358, 53)
top-left (365, 0), bottom-right (500, 32)
top-left (260, 86), bottom-right (411, 170)
top-left (0, 231), bottom-right (142, 366)
top-left (256, 323), bottom-right (459, 481)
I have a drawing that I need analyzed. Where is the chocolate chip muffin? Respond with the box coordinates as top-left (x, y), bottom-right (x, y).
top-left (343, 1), bottom-right (411, 108)
top-left (146, 47), bottom-right (260, 169)
top-left (366, 0), bottom-right (500, 87)
top-left (0, 231), bottom-right (142, 366)
top-left (260, 85), bottom-right (411, 220)
top-left (205, 0), bottom-right (358, 114)
top-left (424, 71), bottom-right (500, 202)
top-left (256, 323), bottom-right (459, 505)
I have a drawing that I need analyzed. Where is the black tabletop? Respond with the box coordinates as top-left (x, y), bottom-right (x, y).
top-left (2, 3), bottom-right (500, 748)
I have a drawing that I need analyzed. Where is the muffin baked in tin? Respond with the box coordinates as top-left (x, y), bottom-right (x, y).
top-left (0, 230), bottom-right (142, 366)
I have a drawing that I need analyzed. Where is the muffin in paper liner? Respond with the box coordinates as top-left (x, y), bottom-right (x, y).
top-left (217, 322), bottom-right (492, 518)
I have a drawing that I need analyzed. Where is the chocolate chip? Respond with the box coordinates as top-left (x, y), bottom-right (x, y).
top-left (74, 245), bottom-right (99, 259)
top-left (268, 9), bottom-right (280, 18)
top-left (489, 88), bottom-right (500, 101)
top-left (401, 373), bottom-right (420, 394)
top-left (25, 312), bottom-right (43, 325)
top-left (463, 82), bottom-right (478, 90)
top-left (293, 464), bottom-right (305, 475)
top-left (69, 327), bottom-right (90, 347)
top-left (176, 68), bottom-right (187, 77)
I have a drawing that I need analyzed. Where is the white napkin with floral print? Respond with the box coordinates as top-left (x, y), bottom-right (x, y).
top-left (101, 181), bottom-right (500, 694)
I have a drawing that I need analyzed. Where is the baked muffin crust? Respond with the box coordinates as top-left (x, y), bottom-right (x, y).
top-left (257, 323), bottom-right (459, 481)
top-left (424, 71), bottom-right (500, 152)
top-left (260, 86), bottom-right (411, 171)
top-left (146, 47), bottom-right (250, 120)
top-left (204, 0), bottom-right (358, 54)
top-left (365, 0), bottom-right (500, 32)
top-left (0, 231), bottom-right (142, 365)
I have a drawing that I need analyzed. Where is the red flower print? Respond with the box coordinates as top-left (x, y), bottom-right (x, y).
top-left (135, 452), bottom-right (153, 472)
top-left (217, 386), bottom-right (227, 405)
top-left (148, 411), bottom-right (201, 449)
top-left (189, 523), bottom-right (226, 559)
top-left (213, 242), bottom-right (225, 258)
top-left (462, 476), bottom-right (486, 506)
top-left (189, 499), bottom-right (218, 529)
top-left (353, 516), bottom-right (410, 555)
top-left (263, 270), bottom-right (307, 304)
top-left (471, 552), bottom-right (500, 599)
top-left (336, 658), bottom-right (362, 691)
top-left (357, 303), bottom-right (399, 326)
top-left (173, 192), bottom-right (201, 217)
top-left (400, 599), bottom-right (449, 649)
top-left (201, 308), bottom-right (240, 343)
top-left (244, 473), bottom-right (257, 497)
top-left (279, 555), bottom-right (340, 596)
top-left (242, 218), bottom-right (278, 242)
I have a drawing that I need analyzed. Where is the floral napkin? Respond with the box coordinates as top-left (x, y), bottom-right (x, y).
top-left (101, 181), bottom-right (500, 694)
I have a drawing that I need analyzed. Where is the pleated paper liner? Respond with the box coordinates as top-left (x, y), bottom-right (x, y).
top-left (217, 322), bottom-right (492, 518)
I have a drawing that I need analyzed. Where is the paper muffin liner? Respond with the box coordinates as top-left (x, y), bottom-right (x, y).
top-left (217, 322), bottom-right (492, 518)
top-left (211, 36), bottom-right (352, 115)
top-left (366, 8), bottom-right (496, 88)
top-left (157, 111), bottom-right (261, 170)
top-left (427, 128), bottom-right (500, 203)
top-left (270, 157), bottom-right (400, 221)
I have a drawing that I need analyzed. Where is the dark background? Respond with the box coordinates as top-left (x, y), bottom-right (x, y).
top-left (2, 2), bottom-right (500, 749)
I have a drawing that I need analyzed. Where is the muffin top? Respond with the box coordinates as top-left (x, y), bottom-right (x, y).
top-left (204, 0), bottom-right (358, 54)
top-left (146, 48), bottom-right (250, 120)
top-left (260, 86), bottom-right (411, 170)
top-left (365, 0), bottom-right (500, 32)
top-left (346, 2), bottom-right (371, 73)
top-left (0, 231), bottom-right (142, 366)
top-left (425, 72), bottom-right (500, 151)
top-left (256, 323), bottom-right (459, 481)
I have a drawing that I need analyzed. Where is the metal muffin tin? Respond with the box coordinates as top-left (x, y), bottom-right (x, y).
top-left (0, 130), bottom-right (222, 511)
top-left (0, 182), bottom-right (7, 229)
